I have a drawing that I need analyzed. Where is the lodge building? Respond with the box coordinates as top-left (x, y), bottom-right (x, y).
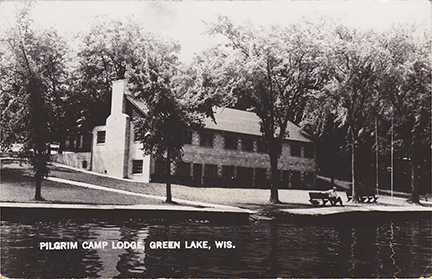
top-left (56, 80), bottom-right (316, 189)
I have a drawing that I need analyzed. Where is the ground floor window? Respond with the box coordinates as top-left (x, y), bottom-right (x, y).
top-left (204, 164), bottom-right (217, 178)
top-left (222, 165), bottom-right (235, 179)
top-left (176, 162), bottom-right (191, 176)
top-left (154, 159), bottom-right (166, 175)
top-left (255, 168), bottom-right (267, 182)
top-left (237, 167), bottom-right (253, 187)
top-left (304, 172), bottom-right (315, 184)
top-left (132, 160), bottom-right (143, 174)
top-left (291, 171), bottom-right (301, 187)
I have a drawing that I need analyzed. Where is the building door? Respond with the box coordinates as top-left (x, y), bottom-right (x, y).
top-left (192, 164), bottom-right (202, 186)
top-left (291, 171), bottom-right (301, 189)
top-left (237, 167), bottom-right (253, 188)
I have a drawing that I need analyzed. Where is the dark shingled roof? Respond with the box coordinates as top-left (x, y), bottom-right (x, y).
top-left (126, 95), bottom-right (312, 143)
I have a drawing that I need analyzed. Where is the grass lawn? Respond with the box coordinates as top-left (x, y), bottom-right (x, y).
top-left (1, 160), bottom-right (421, 211)
top-left (1, 162), bottom-right (164, 205)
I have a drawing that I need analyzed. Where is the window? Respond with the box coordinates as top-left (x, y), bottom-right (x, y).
top-left (97, 131), bottom-right (106, 144)
top-left (282, 170), bottom-right (290, 183)
top-left (304, 145), bottom-right (314, 158)
top-left (154, 159), bottom-right (166, 175)
top-left (257, 139), bottom-right (267, 153)
top-left (242, 138), bottom-right (254, 152)
top-left (204, 164), bottom-right (217, 178)
top-left (200, 133), bottom-right (213, 147)
top-left (237, 167), bottom-right (253, 187)
top-left (224, 136), bottom-right (238, 150)
top-left (133, 130), bottom-right (141, 142)
top-left (132, 160), bottom-right (143, 174)
top-left (291, 171), bottom-right (301, 187)
top-left (305, 172), bottom-right (315, 184)
top-left (185, 131), bottom-right (193, 145)
top-left (291, 143), bottom-right (301, 157)
top-left (222, 166), bottom-right (235, 179)
top-left (176, 162), bottom-right (190, 176)
top-left (255, 168), bottom-right (267, 182)
top-left (76, 136), bottom-right (82, 149)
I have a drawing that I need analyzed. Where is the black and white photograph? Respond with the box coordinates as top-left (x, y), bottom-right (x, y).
top-left (0, 0), bottom-right (431, 278)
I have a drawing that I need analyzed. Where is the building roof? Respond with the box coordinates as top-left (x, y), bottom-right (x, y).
top-left (204, 107), bottom-right (312, 143)
top-left (126, 95), bottom-right (312, 143)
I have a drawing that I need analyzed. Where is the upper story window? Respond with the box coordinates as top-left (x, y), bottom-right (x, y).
top-left (133, 130), bottom-right (141, 142)
top-left (97, 131), bottom-right (106, 144)
top-left (224, 136), bottom-right (238, 150)
top-left (185, 131), bottom-right (193, 145)
top-left (291, 143), bottom-right (301, 157)
top-left (257, 139), bottom-right (267, 153)
top-left (200, 132), bottom-right (213, 148)
top-left (242, 138), bottom-right (254, 152)
top-left (304, 145), bottom-right (314, 158)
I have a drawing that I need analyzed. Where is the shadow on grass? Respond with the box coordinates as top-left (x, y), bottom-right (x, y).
top-left (1, 167), bottom-right (33, 183)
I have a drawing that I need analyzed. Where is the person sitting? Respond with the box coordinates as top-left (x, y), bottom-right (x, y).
top-left (327, 186), bottom-right (343, 206)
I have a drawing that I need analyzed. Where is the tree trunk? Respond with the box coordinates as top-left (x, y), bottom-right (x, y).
top-left (34, 174), bottom-right (43, 201)
top-left (351, 139), bottom-right (358, 202)
top-left (409, 154), bottom-right (420, 204)
top-left (269, 150), bottom-right (280, 204)
top-left (165, 150), bottom-right (173, 203)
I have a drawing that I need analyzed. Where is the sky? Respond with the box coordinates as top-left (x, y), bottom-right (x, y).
top-left (0, 0), bottom-right (430, 63)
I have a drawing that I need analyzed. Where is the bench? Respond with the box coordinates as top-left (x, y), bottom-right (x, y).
top-left (309, 192), bottom-right (339, 206)
top-left (346, 191), bottom-right (378, 203)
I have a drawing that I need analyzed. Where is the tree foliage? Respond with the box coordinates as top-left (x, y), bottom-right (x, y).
top-left (204, 17), bottom-right (330, 202)
top-left (72, 18), bottom-right (153, 132)
top-left (129, 45), bottom-right (204, 202)
top-left (303, 25), bottom-right (430, 202)
top-left (322, 27), bottom-right (393, 200)
top-left (378, 28), bottom-right (431, 203)
top-left (0, 5), bottom-right (68, 200)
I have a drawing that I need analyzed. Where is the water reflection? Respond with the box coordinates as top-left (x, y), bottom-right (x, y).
top-left (1, 216), bottom-right (431, 278)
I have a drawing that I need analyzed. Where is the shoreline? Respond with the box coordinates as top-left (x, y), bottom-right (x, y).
top-left (1, 160), bottom-right (431, 222)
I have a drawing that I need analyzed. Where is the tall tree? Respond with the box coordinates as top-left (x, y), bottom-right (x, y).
top-left (0, 5), bottom-right (68, 200)
top-left (326, 26), bottom-right (392, 201)
top-left (75, 17), bottom-right (205, 202)
top-left (72, 18), bottom-right (148, 133)
top-left (379, 28), bottom-right (431, 203)
top-left (205, 17), bottom-right (329, 203)
top-left (128, 37), bottom-right (203, 203)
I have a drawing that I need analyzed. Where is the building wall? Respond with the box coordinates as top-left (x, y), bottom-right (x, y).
top-left (127, 124), bottom-right (151, 182)
top-left (52, 152), bottom-right (91, 171)
top-left (151, 130), bottom-right (316, 189)
top-left (91, 124), bottom-right (151, 182)
top-left (92, 125), bottom-right (108, 174)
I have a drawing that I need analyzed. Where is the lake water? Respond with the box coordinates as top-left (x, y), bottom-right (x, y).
top-left (1, 214), bottom-right (431, 278)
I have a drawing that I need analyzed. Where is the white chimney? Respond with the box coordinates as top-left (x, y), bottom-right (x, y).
top-left (111, 80), bottom-right (127, 115)
top-left (104, 80), bottom-right (130, 178)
